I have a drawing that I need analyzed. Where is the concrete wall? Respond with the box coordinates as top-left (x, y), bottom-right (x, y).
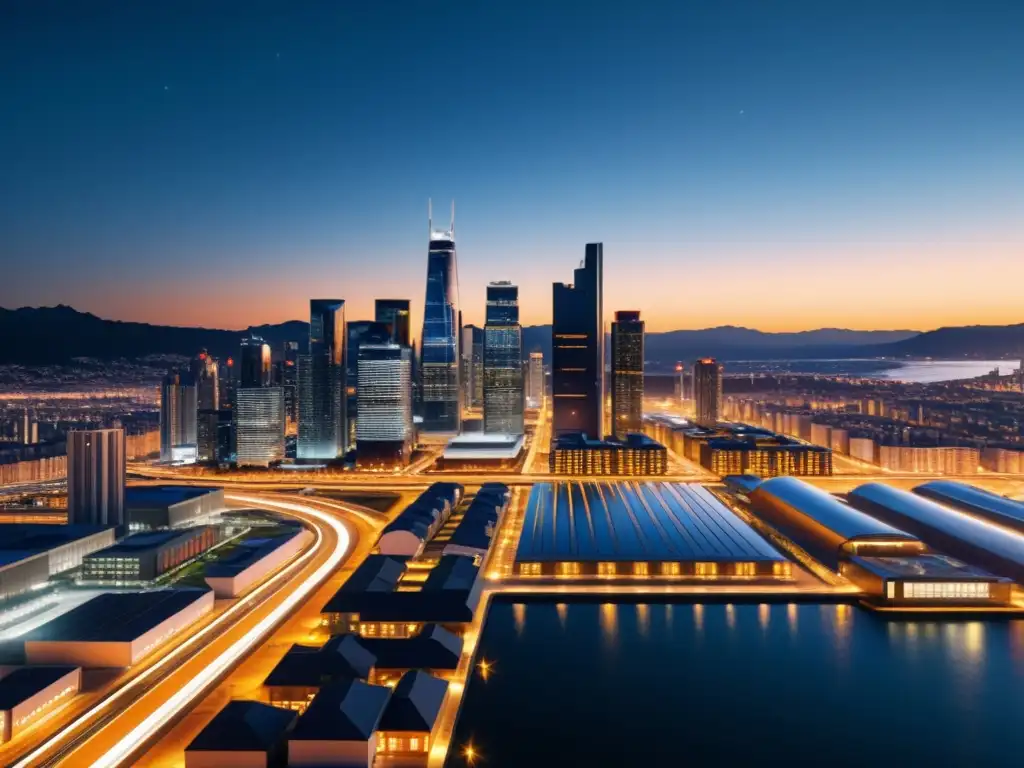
top-left (1, 667), bottom-right (81, 743)
top-left (288, 736), bottom-right (376, 767)
top-left (186, 750), bottom-right (267, 768)
top-left (0, 554), bottom-right (50, 602)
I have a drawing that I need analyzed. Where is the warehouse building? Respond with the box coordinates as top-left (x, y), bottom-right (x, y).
top-left (437, 433), bottom-right (525, 471)
top-left (375, 483), bottom-right (463, 557)
top-left (205, 526), bottom-right (313, 597)
top-left (847, 483), bottom-right (1024, 585)
top-left (0, 525), bottom-right (116, 601)
top-left (359, 624), bottom-right (463, 688)
top-left (288, 678), bottom-right (392, 768)
top-left (322, 554), bottom-right (482, 637)
top-left (747, 476), bottom-right (925, 571)
top-left (548, 433), bottom-right (668, 476)
top-left (375, 670), bottom-right (448, 759)
top-left (0, 665), bottom-right (81, 743)
top-left (914, 480), bottom-right (1024, 535)
top-left (125, 486), bottom-right (225, 531)
top-left (515, 481), bottom-right (791, 579)
top-left (184, 699), bottom-right (297, 768)
top-left (439, 484), bottom-right (510, 559)
top-left (21, 589), bottom-right (214, 667)
top-left (81, 526), bottom-right (217, 584)
top-left (264, 634), bottom-right (376, 712)
top-left (839, 554), bottom-right (1012, 606)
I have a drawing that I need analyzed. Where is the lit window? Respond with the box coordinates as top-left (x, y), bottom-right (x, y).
top-left (660, 562), bottom-right (680, 576)
top-left (597, 562), bottom-right (616, 576)
top-left (557, 562), bottom-right (581, 577)
top-left (633, 562), bottom-right (649, 577)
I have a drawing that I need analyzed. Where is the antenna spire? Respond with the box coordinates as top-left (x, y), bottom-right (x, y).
top-left (428, 198), bottom-right (433, 236)
top-left (450, 199), bottom-right (455, 238)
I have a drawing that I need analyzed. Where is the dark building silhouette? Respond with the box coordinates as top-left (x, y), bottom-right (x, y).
top-left (298, 299), bottom-right (346, 460)
top-left (611, 310), bottom-right (645, 439)
top-left (694, 358), bottom-right (723, 426)
top-left (375, 299), bottom-right (412, 348)
top-left (67, 428), bottom-right (125, 528)
top-left (239, 336), bottom-right (272, 388)
top-left (552, 243), bottom-right (604, 438)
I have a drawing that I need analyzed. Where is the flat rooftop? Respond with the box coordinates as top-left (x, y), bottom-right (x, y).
top-left (443, 433), bottom-right (524, 460)
top-left (87, 527), bottom-right (207, 555)
top-left (125, 486), bottom-right (221, 506)
top-left (516, 482), bottom-right (785, 563)
top-left (22, 589), bottom-right (211, 643)
top-left (553, 433), bottom-right (664, 451)
top-left (204, 528), bottom-right (304, 577)
top-left (0, 524), bottom-right (111, 554)
top-left (0, 665), bottom-right (79, 710)
top-left (850, 554), bottom-right (1008, 581)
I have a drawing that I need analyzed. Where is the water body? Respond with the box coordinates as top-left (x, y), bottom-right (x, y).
top-left (720, 359), bottom-right (1010, 383)
top-left (447, 602), bottom-right (1024, 767)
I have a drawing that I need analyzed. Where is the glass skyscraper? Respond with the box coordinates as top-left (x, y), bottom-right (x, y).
top-left (240, 336), bottom-right (272, 388)
top-left (694, 358), bottom-right (724, 426)
top-left (420, 211), bottom-right (461, 433)
top-left (356, 343), bottom-right (413, 467)
top-left (375, 298), bottom-right (412, 347)
top-left (298, 299), bottom-right (346, 460)
top-left (160, 370), bottom-right (197, 463)
top-left (484, 282), bottom-right (524, 434)
top-left (552, 243), bottom-right (604, 438)
top-left (611, 310), bottom-right (645, 438)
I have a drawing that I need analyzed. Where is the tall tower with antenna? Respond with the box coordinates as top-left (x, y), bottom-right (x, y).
top-left (419, 199), bottom-right (461, 433)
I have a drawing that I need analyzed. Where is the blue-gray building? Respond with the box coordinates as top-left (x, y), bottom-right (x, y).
top-left (298, 299), bottom-right (346, 460)
top-left (483, 281), bottom-right (523, 435)
top-left (419, 204), bottom-right (461, 433)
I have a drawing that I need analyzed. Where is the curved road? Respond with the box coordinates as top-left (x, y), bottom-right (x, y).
top-left (5, 492), bottom-right (378, 768)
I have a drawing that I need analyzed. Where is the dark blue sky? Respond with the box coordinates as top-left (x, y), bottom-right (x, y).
top-left (2, 1), bottom-right (1022, 331)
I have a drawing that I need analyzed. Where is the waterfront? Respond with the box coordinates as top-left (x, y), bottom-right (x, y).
top-left (447, 601), bottom-right (1024, 767)
top-left (717, 359), bottom-right (1011, 382)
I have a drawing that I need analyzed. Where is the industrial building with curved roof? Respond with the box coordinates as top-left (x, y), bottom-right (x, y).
top-left (913, 480), bottom-right (1024, 535)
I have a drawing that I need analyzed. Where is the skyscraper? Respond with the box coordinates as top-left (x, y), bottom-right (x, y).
top-left (191, 350), bottom-right (219, 411)
top-left (67, 428), bottom-right (125, 528)
top-left (420, 202), bottom-right (460, 433)
top-left (552, 243), bottom-right (604, 438)
top-left (694, 358), bottom-right (724, 426)
top-left (375, 299), bottom-right (412, 348)
top-left (160, 371), bottom-right (198, 463)
top-left (611, 311), bottom-right (645, 438)
top-left (236, 388), bottom-right (285, 467)
top-left (527, 351), bottom-right (544, 408)
top-left (483, 281), bottom-right (524, 435)
top-left (240, 336), bottom-right (272, 388)
top-left (461, 325), bottom-right (484, 409)
top-left (298, 299), bottom-right (346, 460)
top-left (356, 343), bottom-right (413, 467)
top-left (282, 341), bottom-right (300, 433)
top-left (218, 357), bottom-right (236, 410)
top-left (197, 409), bottom-right (233, 464)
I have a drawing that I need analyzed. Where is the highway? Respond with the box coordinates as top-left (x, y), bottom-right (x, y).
top-left (4, 492), bottom-right (380, 768)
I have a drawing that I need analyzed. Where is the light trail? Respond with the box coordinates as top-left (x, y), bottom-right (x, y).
top-left (84, 494), bottom-right (352, 768)
top-left (8, 494), bottom-right (348, 768)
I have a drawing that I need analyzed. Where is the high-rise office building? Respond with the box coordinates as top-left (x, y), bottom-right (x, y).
top-left (191, 350), bottom-right (219, 411)
top-left (236, 388), bottom-right (285, 467)
top-left (345, 320), bottom-right (375, 447)
top-left (67, 428), bottom-right (125, 528)
top-left (298, 299), bottom-right (347, 460)
top-left (483, 281), bottom-right (524, 435)
top-left (356, 343), bottom-right (413, 467)
top-left (611, 310), bottom-right (645, 438)
top-left (527, 352), bottom-right (544, 409)
top-left (218, 357), bottom-right (236, 410)
top-left (282, 341), bottom-right (300, 433)
top-left (19, 410), bottom-right (37, 445)
top-left (674, 362), bottom-right (686, 402)
top-left (375, 299), bottom-right (411, 348)
top-left (694, 358), bottom-right (724, 426)
top-left (160, 371), bottom-right (198, 463)
top-left (420, 202), bottom-right (460, 433)
top-left (240, 336), bottom-right (272, 388)
top-left (197, 409), bottom-right (233, 464)
top-left (552, 243), bottom-right (604, 438)
top-left (461, 325), bottom-right (484, 409)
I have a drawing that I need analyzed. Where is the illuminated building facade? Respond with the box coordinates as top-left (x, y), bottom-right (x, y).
top-left (549, 433), bottom-right (667, 476)
top-left (298, 299), bottom-right (347, 460)
top-left (282, 340), bottom-right (300, 433)
top-left (461, 325), bottom-right (484, 408)
top-left (375, 298), bottom-right (412, 347)
top-left (483, 281), bottom-right (524, 435)
top-left (356, 343), bottom-right (413, 468)
top-left (611, 310), bottom-right (644, 439)
top-left (694, 358), bottom-right (723, 427)
top-left (197, 408), bottom-right (233, 464)
top-left (190, 350), bottom-right (219, 411)
top-left (701, 439), bottom-right (833, 477)
top-left (67, 428), bottom-right (125, 528)
top-left (527, 351), bottom-right (544, 409)
top-left (235, 388), bottom-right (285, 467)
top-left (345, 320), bottom-right (375, 447)
top-left (81, 526), bottom-right (217, 584)
top-left (420, 204), bottom-right (461, 433)
top-left (552, 243), bottom-right (603, 438)
top-left (159, 371), bottom-right (197, 463)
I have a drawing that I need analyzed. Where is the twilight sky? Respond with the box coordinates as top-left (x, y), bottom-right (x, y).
top-left (1, 0), bottom-right (1023, 333)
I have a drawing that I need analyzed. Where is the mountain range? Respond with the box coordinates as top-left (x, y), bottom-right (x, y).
top-left (0, 305), bottom-right (1021, 366)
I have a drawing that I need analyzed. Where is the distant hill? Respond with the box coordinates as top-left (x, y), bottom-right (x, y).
top-left (0, 306), bottom-right (306, 364)
top-left (2, 305), bottom-right (1020, 366)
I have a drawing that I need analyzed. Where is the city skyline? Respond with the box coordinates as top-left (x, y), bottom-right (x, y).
top-left (3, 2), bottom-right (1023, 332)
